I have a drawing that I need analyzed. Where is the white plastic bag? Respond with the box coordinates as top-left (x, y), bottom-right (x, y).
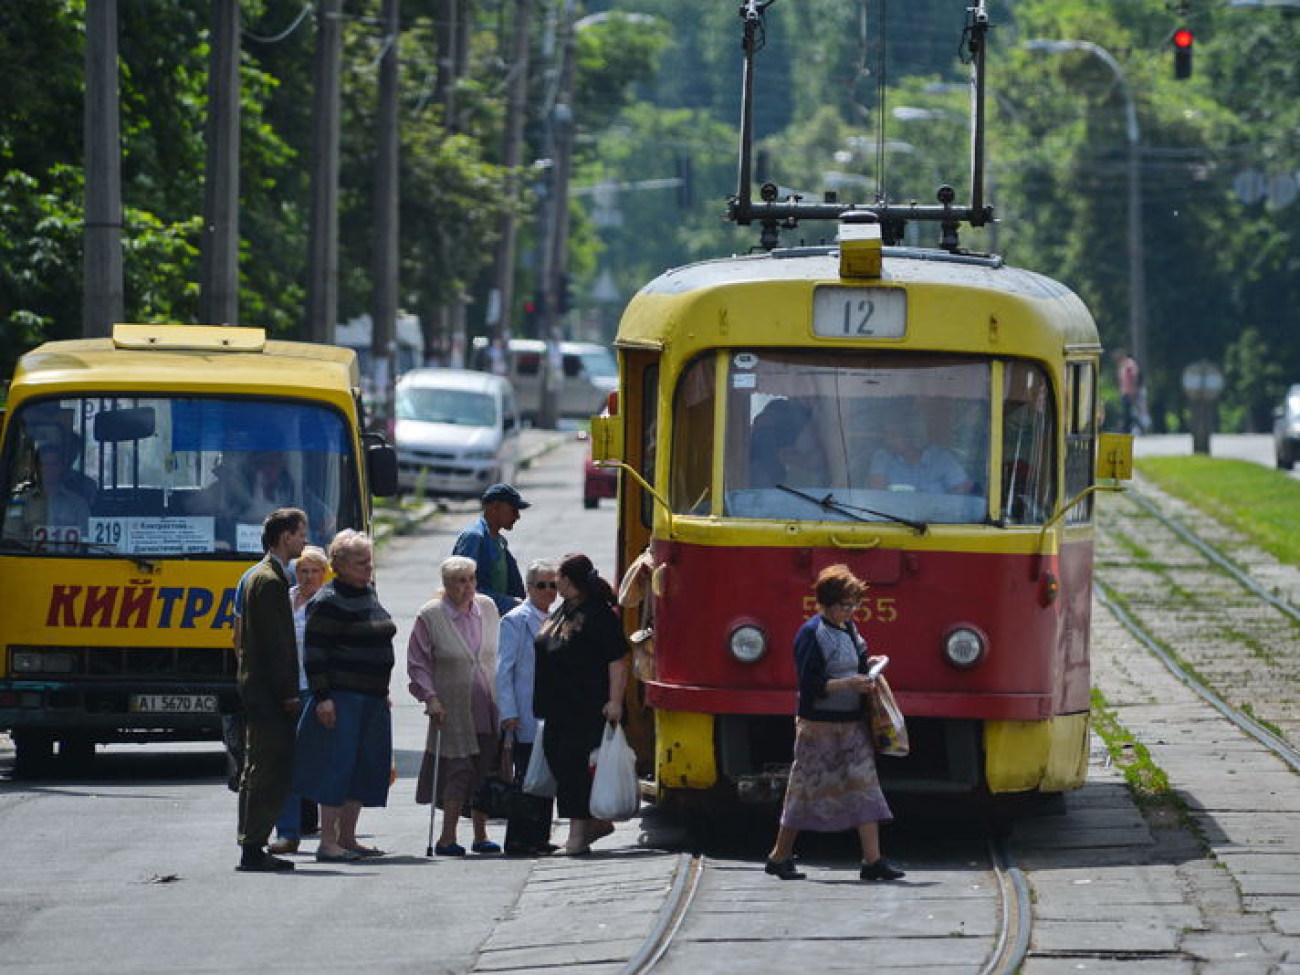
top-left (588, 723), bottom-right (640, 821)
top-left (521, 721), bottom-right (558, 798)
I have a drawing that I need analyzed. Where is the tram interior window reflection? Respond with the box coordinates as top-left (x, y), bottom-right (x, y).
top-left (670, 355), bottom-right (715, 515)
top-left (1001, 362), bottom-right (1056, 525)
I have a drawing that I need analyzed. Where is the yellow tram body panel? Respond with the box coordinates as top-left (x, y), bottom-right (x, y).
top-left (655, 710), bottom-right (719, 791)
top-left (984, 714), bottom-right (1091, 793)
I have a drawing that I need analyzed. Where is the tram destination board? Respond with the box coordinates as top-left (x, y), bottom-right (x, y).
top-left (812, 287), bottom-right (907, 339)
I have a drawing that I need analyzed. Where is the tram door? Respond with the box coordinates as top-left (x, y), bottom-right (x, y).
top-left (616, 350), bottom-right (660, 766)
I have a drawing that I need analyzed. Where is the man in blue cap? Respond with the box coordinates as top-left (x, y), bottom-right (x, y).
top-left (452, 483), bottom-right (529, 613)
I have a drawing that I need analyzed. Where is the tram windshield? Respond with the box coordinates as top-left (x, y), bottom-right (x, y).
top-left (668, 350), bottom-right (1055, 525)
top-left (0, 395), bottom-right (360, 556)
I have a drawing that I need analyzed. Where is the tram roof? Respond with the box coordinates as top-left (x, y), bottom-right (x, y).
top-left (622, 245), bottom-right (1099, 349)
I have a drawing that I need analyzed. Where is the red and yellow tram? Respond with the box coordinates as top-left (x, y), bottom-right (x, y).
top-left (590, 1), bottom-right (1130, 813)
top-left (594, 221), bottom-right (1131, 811)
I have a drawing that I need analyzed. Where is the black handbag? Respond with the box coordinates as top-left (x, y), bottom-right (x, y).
top-left (472, 731), bottom-right (519, 819)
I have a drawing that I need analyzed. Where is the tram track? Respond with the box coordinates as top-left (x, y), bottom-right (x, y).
top-left (1094, 479), bottom-right (1300, 753)
top-left (610, 834), bottom-right (1033, 974)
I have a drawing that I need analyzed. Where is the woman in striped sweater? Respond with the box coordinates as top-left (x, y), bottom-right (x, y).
top-left (293, 530), bottom-right (397, 863)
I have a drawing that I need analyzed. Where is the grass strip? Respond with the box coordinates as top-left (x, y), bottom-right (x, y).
top-left (1136, 456), bottom-right (1300, 569)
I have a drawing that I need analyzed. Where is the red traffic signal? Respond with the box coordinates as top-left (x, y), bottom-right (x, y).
top-left (1172, 27), bottom-right (1193, 80)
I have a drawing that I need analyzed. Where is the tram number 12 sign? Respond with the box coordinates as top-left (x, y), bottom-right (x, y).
top-left (812, 287), bottom-right (907, 339)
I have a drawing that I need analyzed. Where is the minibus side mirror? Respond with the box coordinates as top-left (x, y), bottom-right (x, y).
top-left (365, 435), bottom-right (399, 497)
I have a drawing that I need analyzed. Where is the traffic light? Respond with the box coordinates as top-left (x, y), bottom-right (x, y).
top-left (1172, 27), bottom-right (1193, 80)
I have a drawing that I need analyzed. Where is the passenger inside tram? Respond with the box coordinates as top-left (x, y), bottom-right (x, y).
top-left (866, 412), bottom-right (974, 495)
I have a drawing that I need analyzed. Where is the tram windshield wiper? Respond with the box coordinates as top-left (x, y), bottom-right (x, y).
top-left (777, 484), bottom-right (928, 534)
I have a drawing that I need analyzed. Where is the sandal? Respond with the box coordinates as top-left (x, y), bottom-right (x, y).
top-left (471, 840), bottom-right (502, 855)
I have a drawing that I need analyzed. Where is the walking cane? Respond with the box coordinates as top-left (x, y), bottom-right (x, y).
top-left (424, 724), bottom-right (442, 858)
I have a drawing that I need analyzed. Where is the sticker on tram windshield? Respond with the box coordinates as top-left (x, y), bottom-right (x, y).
top-left (812, 287), bottom-right (907, 339)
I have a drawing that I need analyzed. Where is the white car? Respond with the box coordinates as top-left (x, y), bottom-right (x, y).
top-left (394, 369), bottom-right (521, 496)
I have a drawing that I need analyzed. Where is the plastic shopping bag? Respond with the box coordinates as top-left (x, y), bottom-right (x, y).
top-left (867, 675), bottom-right (910, 758)
top-left (521, 722), bottom-right (558, 798)
top-left (588, 723), bottom-right (640, 821)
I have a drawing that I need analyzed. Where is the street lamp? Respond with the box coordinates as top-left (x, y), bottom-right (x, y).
top-left (1024, 39), bottom-right (1147, 368)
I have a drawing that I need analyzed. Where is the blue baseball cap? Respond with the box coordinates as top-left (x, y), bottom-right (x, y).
top-left (481, 483), bottom-right (531, 509)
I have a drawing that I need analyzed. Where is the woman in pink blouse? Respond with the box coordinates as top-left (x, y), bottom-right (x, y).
top-left (407, 555), bottom-right (502, 856)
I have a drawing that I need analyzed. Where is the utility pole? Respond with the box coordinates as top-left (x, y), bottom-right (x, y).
top-left (488, 0), bottom-right (534, 356)
top-left (536, 0), bottom-right (579, 430)
top-left (83, 0), bottom-right (124, 338)
top-left (371, 0), bottom-right (400, 430)
top-left (305, 0), bottom-right (343, 343)
top-left (199, 0), bottom-right (241, 326)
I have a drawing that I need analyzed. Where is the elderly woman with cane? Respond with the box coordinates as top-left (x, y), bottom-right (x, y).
top-left (408, 555), bottom-right (503, 856)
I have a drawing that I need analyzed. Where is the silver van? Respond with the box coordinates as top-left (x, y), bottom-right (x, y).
top-left (473, 338), bottom-right (618, 423)
top-left (393, 368), bottom-right (521, 496)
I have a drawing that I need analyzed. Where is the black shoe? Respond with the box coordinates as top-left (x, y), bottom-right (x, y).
top-left (237, 851), bottom-right (295, 872)
top-left (860, 858), bottom-right (905, 881)
top-left (764, 857), bottom-right (805, 880)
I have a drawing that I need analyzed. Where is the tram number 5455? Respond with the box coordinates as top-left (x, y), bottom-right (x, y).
top-left (812, 287), bottom-right (907, 340)
top-left (802, 594), bottom-right (899, 623)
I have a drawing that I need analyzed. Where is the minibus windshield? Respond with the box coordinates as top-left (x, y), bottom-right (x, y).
top-left (0, 395), bottom-right (360, 556)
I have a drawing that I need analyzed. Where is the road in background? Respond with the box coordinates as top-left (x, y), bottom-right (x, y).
top-left (1134, 432), bottom-right (1294, 477)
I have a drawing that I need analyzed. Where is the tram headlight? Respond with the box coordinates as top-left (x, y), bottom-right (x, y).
top-left (943, 627), bottom-right (985, 669)
top-left (729, 624), bottom-right (768, 664)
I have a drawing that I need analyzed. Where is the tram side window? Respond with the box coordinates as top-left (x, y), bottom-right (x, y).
top-left (640, 363), bottom-right (659, 530)
top-left (1001, 362), bottom-right (1056, 525)
top-left (670, 354), bottom-right (715, 515)
top-left (1064, 361), bottom-right (1097, 525)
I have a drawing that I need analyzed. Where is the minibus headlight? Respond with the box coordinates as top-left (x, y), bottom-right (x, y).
top-left (11, 652), bottom-right (42, 673)
top-left (729, 625), bottom-right (768, 664)
top-left (943, 627), bottom-right (985, 669)
top-left (12, 651), bottom-right (75, 674)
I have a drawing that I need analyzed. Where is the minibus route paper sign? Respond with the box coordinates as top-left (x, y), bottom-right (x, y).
top-left (812, 287), bottom-right (906, 339)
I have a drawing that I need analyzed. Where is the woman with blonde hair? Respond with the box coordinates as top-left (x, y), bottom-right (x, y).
top-left (270, 544), bottom-right (329, 854)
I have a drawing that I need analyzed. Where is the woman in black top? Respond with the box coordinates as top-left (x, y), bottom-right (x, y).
top-left (533, 552), bottom-right (629, 855)
top-left (293, 530), bottom-right (396, 863)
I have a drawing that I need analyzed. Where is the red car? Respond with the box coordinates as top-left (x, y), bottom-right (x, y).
top-left (583, 450), bottom-right (617, 509)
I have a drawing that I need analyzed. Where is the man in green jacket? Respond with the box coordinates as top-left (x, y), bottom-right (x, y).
top-left (236, 507), bottom-right (308, 872)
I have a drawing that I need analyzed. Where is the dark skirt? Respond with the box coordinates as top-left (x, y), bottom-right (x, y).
top-left (780, 717), bottom-right (892, 831)
top-left (292, 691), bottom-right (393, 808)
top-left (415, 730), bottom-right (498, 813)
top-left (543, 712), bottom-right (605, 821)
